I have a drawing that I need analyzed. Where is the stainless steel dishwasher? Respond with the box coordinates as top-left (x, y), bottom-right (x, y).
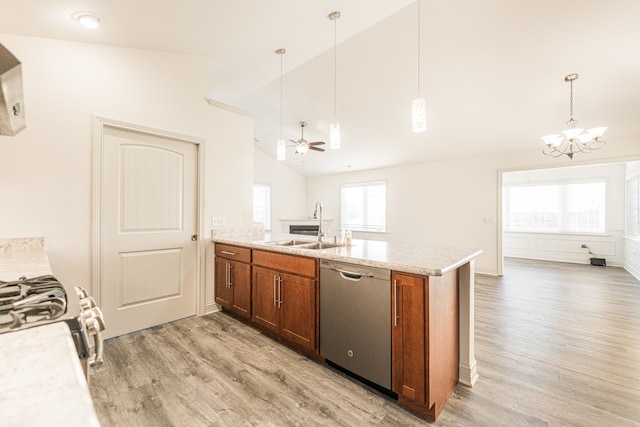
top-left (320, 259), bottom-right (391, 389)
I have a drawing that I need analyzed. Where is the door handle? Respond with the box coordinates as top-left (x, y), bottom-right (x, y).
top-left (228, 263), bottom-right (233, 287)
top-left (191, 235), bottom-right (197, 241)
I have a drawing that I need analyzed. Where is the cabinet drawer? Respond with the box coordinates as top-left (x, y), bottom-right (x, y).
top-left (215, 243), bottom-right (251, 263)
top-left (253, 250), bottom-right (316, 278)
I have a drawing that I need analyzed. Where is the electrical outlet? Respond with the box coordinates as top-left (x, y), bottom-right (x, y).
top-left (211, 216), bottom-right (225, 227)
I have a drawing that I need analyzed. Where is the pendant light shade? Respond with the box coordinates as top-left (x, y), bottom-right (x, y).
top-left (412, 98), bottom-right (427, 132)
top-left (275, 48), bottom-right (286, 161)
top-left (277, 138), bottom-right (286, 161)
top-left (412, 0), bottom-right (427, 133)
top-left (329, 11), bottom-right (341, 149)
top-left (330, 123), bottom-right (341, 149)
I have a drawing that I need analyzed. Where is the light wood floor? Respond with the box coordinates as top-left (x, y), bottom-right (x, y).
top-left (90, 258), bottom-right (640, 426)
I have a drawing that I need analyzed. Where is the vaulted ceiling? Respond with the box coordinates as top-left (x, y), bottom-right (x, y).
top-left (2, 0), bottom-right (640, 176)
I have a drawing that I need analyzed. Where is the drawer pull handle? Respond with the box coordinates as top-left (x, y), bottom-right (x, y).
top-left (221, 250), bottom-right (236, 256)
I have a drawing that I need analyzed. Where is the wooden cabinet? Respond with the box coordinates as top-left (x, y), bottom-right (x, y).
top-left (392, 270), bottom-right (459, 421)
top-left (214, 243), bottom-right (251, 319)
top-left (252, 250), bottom-right (317, 352)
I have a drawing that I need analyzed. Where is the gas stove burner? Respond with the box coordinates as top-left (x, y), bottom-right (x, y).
top-left (0, 275), bottom-right (67, 330)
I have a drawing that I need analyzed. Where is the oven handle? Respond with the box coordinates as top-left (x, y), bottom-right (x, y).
top-left (89, 330), bottom-right (104, 369)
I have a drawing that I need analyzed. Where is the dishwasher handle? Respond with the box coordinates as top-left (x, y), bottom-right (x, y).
top-left (337, 269), bottom-right (372, 281)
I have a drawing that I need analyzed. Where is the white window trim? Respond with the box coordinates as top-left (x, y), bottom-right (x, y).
top-left (253, 183), bottom-right (271, 231)
top-left (503, 178), bottom-right (608, 236)
top-left (340, 180), bottom-right (387, 233)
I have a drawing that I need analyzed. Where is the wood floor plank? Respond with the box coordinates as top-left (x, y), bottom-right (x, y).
top-left (90, 258), bottom-right (640, 426)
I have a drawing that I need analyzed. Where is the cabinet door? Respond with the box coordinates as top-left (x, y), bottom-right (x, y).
top-left (214, 258), bottom-right (232, 309)
top-left (279, 272), bottom-right (315, 350)
top-left (230, 261), bottom-right (251, 319)
top-left (251, 266), bottom-right (279, 332)
top-left (392, 272), bottom-right (426, 404)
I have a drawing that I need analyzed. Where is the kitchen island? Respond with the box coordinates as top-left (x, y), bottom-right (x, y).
top-left (212, 232), bottom-right (482, 420)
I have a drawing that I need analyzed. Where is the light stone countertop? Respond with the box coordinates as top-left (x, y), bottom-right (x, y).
top-left (0, 322), bottom-right (100, 427)
top-left (0, 236), bottom-right (52, 281)
top-left (212, 233), bottom-right (483, 276)
top-left (0, 236), bottom-right (101, 427)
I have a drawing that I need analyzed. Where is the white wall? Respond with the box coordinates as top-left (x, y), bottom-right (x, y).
top-left (307, 137), bottom-right (640, 276)
top-left (253, 149), bottom-right (307, 231)
top-left (0, 34), bottom-right (254, 307)
top-left (503, 163), bottom-right (626, 266)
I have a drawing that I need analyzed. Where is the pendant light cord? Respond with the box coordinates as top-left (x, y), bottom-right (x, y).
top-left (417, 0), bottom-right (421, 98)
top-left (280, 51), bottom-right (283, 138)
top-left (333, 14), bottom-right (338, 123)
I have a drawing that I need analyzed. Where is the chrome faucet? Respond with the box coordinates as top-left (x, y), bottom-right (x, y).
top-left (313, 201), bottom-right (325, 242)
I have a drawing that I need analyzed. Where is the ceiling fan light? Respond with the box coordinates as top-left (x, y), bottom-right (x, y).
top-left (562, 127), bottom-right (584, 140)
top-left (277, 139), bottom-right (286, 161)
top-left (330, 123), bottom-right (341, 149)
top-left (586, 126), bottom-right (608, 138)
top-left (542, 134), bottom-right (563, 147)
top-left (296, 145), bottom-right (309, 154)
top-left (412, 97), bottom-right (427, 132)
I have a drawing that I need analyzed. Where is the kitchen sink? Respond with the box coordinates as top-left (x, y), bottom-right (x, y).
top-left (262, 240), bottom-right (341, 250)
top-left (295, 242), bottom-right (342, 250)
top-left (264, 239), bottom-right (314, 246)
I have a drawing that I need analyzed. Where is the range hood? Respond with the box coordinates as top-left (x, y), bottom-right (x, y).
top-left (0, 43), bottom-right (26, 136)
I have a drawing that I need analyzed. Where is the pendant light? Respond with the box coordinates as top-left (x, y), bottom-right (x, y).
top-left (275, 48), bottom-right (286, 161)
top-left (412, 0), bottom-right (427, 132)
top-left (329, 11), bottom-right (341, 149)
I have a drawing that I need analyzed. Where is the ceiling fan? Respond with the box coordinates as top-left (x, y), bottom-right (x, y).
top-left (290, 121), bottom-right (325, 154)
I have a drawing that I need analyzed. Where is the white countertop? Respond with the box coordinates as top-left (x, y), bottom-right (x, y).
top-left (0, 322), bottom-right (100, 426)
top-left (212, 233), bottom-right (482, 276)
top-left (0, 237), bottom-right (52, 281)
top-left (0, 237), bottom-right (101, 427)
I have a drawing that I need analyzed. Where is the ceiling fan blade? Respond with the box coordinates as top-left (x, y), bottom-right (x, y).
top-left (308, 141), bottom-right (326, 146)
top-left (309, 146), bottom-right (325, 152)
top-left (289, 139), bottom-right (299, 144)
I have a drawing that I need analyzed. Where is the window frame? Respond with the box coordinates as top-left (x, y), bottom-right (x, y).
top-left (626, 172), bottom-right (640, 240)
top-left (503, 178), bottom-right (607, 235)
top-left (340, 180), bottom-right (387, 233)
top-left (252, 183), bottom-right (271, 231)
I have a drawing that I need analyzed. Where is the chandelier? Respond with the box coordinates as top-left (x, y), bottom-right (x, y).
top-left (542, 73), bottom-right (607, 159)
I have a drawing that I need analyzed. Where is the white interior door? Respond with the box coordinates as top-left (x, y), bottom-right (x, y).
top-left (100, 124), bottom-right (198, 338)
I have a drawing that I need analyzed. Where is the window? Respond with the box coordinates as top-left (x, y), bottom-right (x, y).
top-left (253, 184), bottom-right (271, 230)
top-left (504, 180), bottom-right (606, 234)
top-left (341, 181), bottom-right (386, 232)
top-left (627, 174), bottom-right (640, 238)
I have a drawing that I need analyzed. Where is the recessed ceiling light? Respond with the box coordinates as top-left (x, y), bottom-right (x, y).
top-left (72, 11), bottom-right (102, 29)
